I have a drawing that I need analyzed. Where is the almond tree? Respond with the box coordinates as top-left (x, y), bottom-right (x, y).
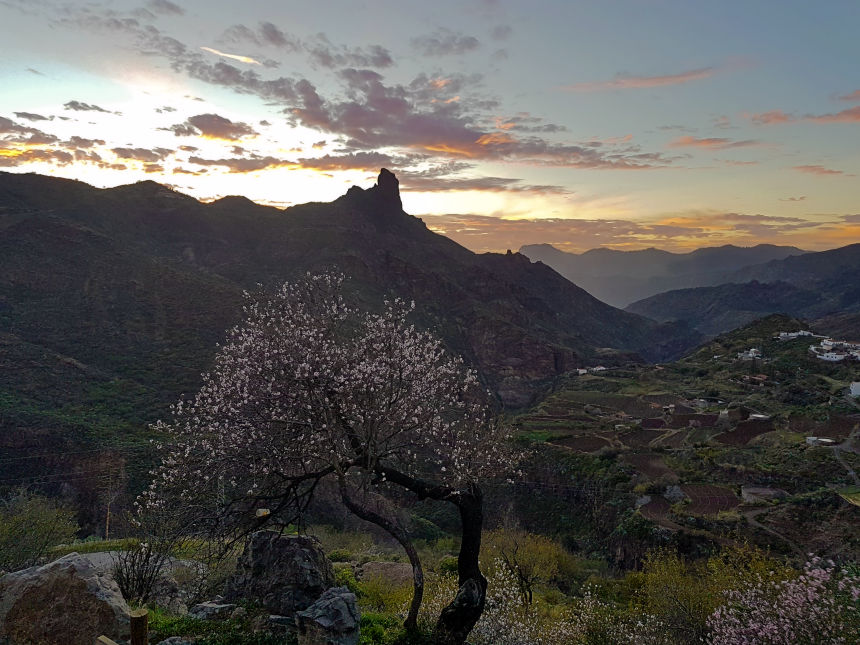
top-left (142, 273), bottom-right (511, 643)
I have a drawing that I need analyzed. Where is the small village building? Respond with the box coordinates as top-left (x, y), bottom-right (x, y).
top-left (806, 436), bottom-right (836, 446)
top-left (850, 382), bottom-right (860, 397)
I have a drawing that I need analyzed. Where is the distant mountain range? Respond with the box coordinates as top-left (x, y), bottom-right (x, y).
top-left (625, 244), bottom-right (860, 336)
top-left (520, 243), bottom-right (807, 307)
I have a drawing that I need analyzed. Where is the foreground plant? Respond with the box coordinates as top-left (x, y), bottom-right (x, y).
top-left (141, 273), bottom-right (512, 644)
top-left (707, 556), bottom-right (860, 644)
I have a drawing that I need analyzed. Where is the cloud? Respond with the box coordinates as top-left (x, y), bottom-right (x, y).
top-left (668, 136), bottom-right (761, 150)
top-left (779, 196), bottom-right (806, 202)
top-left (200, 46), bottom-right (262, 65)
top-left (63, 100), bottom-right (112, 113)
top-left (64, 136), bottom-right (105, 148)
top-left (401, 172), bottom-right (570, 194)
top-left (188, 154), bottom-right (292, 172)
top-left (167, 113), bottom-right (258, 140)
top-left (838, 90), bottom-right (860, 102)
top-left (220, 23), bottom-right (390, 68)
top-left (147, 0), bottom-right (184, 15)
top-left (0, 116), bottom-right (58, 144)
top-left (13, 111), bottom-right (52, 121)
top-left (749, 110), bottom-right (795, 125)
top-left (422, 209), bottom-right (825, 254)
top-left (565, 66), bottom-right (717, 91)
top-left (411, 29), bottom-right (481, 56)
top-left (293, 151), bottom-right (398, 172)
top-left (749, 105), bottom-right (860, 125)
top-left (792, 164), bottom-right (851, 176)
top-left (0, 147), bottom-right (74, 167)
top-left (259, 21), bottom-right (297, 49)
top-left (111, 147), bottom-right (173, 162)
top-left (53, 8), bottom-right (669, 171)
top-left (806, 105), bottom-right (860, 123)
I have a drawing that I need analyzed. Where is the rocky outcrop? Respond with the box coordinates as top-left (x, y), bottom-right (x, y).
top-left (188, 599), bottom-right (236, 620)
top-left (223, 531), bottom-right (335, 616)
top-left (295, 586), bottom-right (360, 645)
top-left (0, 553), bottom-right (130, 645)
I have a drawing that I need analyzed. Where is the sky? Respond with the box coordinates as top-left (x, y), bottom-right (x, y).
top-left (1, 0), bottom-right (859, 253)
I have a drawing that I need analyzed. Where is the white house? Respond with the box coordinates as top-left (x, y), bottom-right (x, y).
top-left (818, 352), bottom-right (847, 362)
top-left (850, 382), bottom-right (860, 397)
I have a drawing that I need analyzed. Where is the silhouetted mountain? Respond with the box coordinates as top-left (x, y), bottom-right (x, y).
top-left (624, 244), bottom-right (860, 336)
top-left (0, 169), bottom-right (702, 481)
top-left (520, 243), bottom-right (806, 307)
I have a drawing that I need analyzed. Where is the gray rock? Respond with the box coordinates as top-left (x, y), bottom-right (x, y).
top-left (224, 531), bottom-right (335, 616)
top-left (150, 573), bottom-right (188, 615)
top-left (188, 601), bottom-right (236, 620)
top-left (156, 638), bottom-right (196, 645)
top-left (295, 586), bottom-right (360, 645)
top-left (0, 553), bottom-right (130, 645)
top-left (664, 485), bottom-right (687, 504)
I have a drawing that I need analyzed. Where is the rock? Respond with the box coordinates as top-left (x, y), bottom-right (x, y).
top-left (224, 530), bottom-right (335, 616)
top-left (358, 561), bottom-right (413, 587)
top-left (0, 552), bottom-right (130, 645)
top-left (664, 485), bottom-right (687, 504)
top-left (370, 168), bottom-right (402, 210)
top-left (230, 606), bottom-right (248, 620)
top-left (295, 586), bottom-right (360, 645)
top-left (150, 573), bottom-right (188, 615)
top-left (188, 601), bottom-right (236, 620)
top-left (155, 638), bottom-right (196, 645)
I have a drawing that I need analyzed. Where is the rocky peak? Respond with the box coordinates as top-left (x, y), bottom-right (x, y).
top-left (368, 168), bottom-right (402, 211)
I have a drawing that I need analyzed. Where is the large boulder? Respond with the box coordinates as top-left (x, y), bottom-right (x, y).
top-left (223, 531), bottom-right (335, 616)
top-left (0, 553), bottom-right (130, 645)
top-left (295, 586), bottom-right (360, 645)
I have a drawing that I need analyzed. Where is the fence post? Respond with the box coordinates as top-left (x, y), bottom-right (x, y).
top-left (130, 608), bottom-right (148, 645)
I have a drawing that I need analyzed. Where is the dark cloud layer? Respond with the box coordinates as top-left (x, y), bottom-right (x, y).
top-left (63, 100), bottom-right (112, 113)
top-left (166, 113), bottom-right (258, 140)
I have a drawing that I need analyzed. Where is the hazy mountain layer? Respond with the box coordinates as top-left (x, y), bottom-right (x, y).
top-left (520, 243), bottom-right (806, 307)
top-left (624, 244), bottom-right (860, 336)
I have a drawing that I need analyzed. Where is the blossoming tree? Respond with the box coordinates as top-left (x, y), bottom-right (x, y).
top-left (142, 273), bottom-right (511, 644)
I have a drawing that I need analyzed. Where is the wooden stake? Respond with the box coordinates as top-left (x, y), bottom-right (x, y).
top-left (130, 608), bottom-right (148, 645)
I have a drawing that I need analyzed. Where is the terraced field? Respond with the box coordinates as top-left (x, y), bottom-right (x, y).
top-left (680, 484), bottom-right (739, 515)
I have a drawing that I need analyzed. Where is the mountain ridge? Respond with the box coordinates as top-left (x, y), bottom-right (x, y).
top-left (520, 242), bottom-right (808, 307)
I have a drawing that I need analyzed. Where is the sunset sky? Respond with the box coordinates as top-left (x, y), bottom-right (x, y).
top-left (2, 0), bottom-right (859, 253)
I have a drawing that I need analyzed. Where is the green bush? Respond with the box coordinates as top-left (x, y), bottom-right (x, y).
top-left (437, 555), bottom-right (458, 575)
top-left (0, 490), bottom-right (78, 571)
top-left (328, 548), bottom-right (353, 562)
top-left (334, 563), bottom-right (360, 593)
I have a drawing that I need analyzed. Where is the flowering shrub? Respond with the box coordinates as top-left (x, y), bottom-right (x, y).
top-left (418, 560), bottom-right (668, 645)
top-left (707, 556), bottom-right (860, 644)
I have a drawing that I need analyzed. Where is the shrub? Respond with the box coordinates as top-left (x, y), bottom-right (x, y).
top-left (0, 490), bottom-right (78, 571)
top-left (328, 548), bottom-right (353, 562)
top-left (707, 556), bottom-right (860, 644)
top-left (357, 574), bottom-right (413, 614)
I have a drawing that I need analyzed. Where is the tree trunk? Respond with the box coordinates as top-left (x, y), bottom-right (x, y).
top-left (433, 484), bottom-right (487, 645)
top-left (337, 477), bottom-right (424, 630)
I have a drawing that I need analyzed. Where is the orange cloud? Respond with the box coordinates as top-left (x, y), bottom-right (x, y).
top-left (838, 90), bottom-right (860, 102)
top-left (750, 110), bottom-right (795, 125)
top-left (669, 136), bottom-right (760, 149)
top-left (565, 66), bottom-right (716, 91)
top-left (792, 165), bottom-right (850, 176)
top-left (200, 46), bottom-right (262, 65)
top-left (475, 132), bottom-right (516, 146)
top-left (806, 105), bottom-right (860, 123)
